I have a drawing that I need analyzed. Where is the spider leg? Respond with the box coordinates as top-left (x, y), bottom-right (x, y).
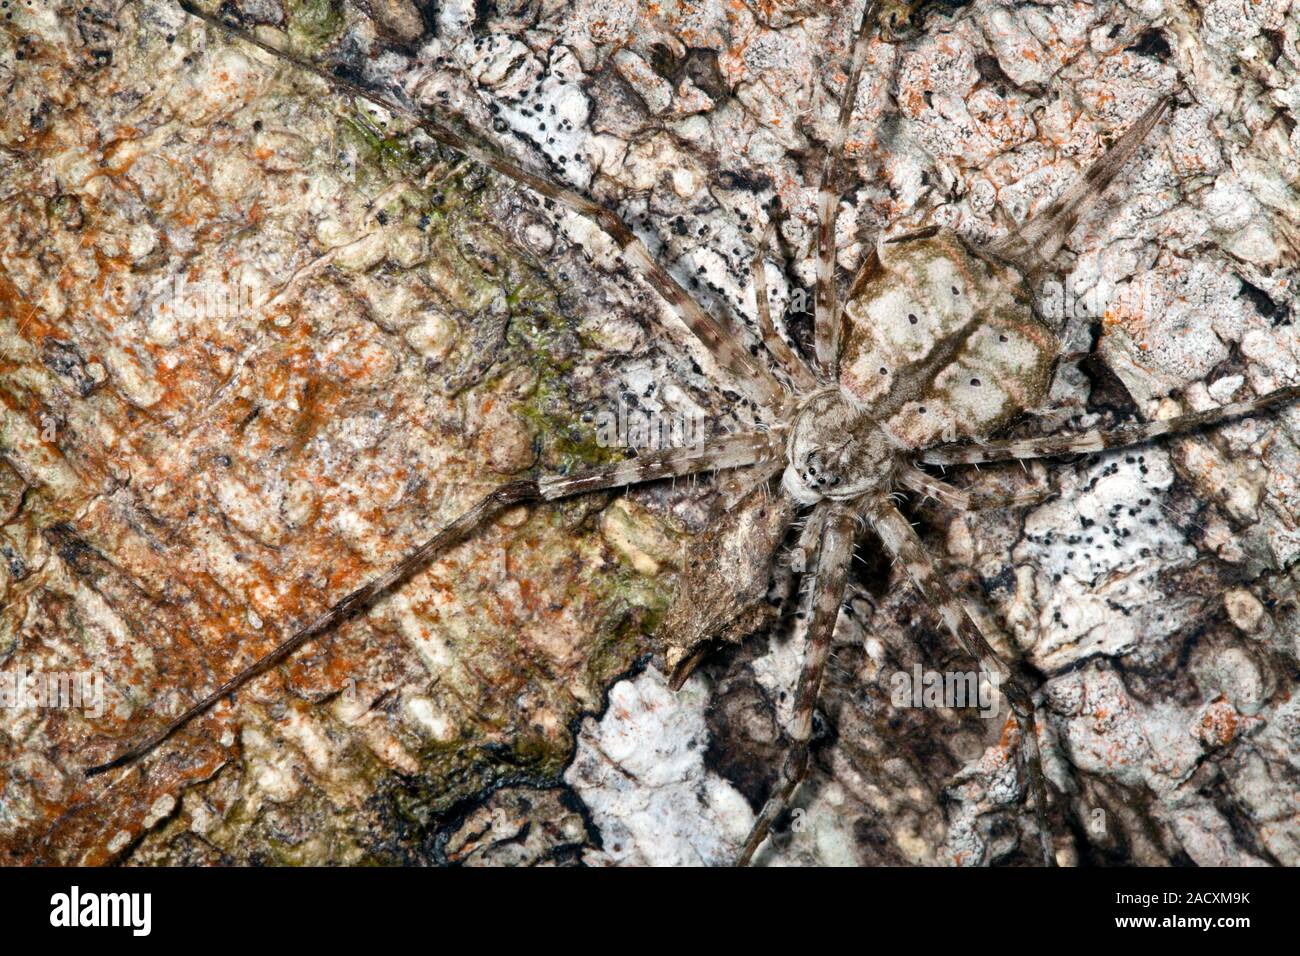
top-left (176, 1), bottom-right (786, 412)
top-left (812, 0), bottom-right (881, 378)
top-left (85, 431), bottom-right (783, 779)
top-left (987, 96), bottom-right (1171, 273)
top-left (536, 431), bottom-right (782, 497)
top-left (738, 501), bottom-right (856, 866)
top-left (919, 383), bottom-right (1300, 466)
top-left (712, 457), bottom-right (786, 519)
top-left (751, 223), bottom-right (820, 393)
top-left (898, 467), bottom-right (1056, 510)
top-left (788, 502), bottom-right (829, 573)
top-left (865, 495), bottom-right (1055, 866)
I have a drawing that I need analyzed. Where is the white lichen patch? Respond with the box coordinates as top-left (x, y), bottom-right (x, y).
top-left (1007, 449), bottom-right (1197, 670)
top-left (565, 668), bottom-right (753, 865)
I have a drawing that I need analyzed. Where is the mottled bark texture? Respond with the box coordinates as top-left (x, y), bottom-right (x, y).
top-left (1, 0), bottom-right (1298, 865)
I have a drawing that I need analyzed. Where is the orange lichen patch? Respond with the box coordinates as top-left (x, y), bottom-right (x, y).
top-left (1195, 696), bottom-right (1251, 749)
top-left (0, 265), bottom-right (66, 346)
top-left (898, 35), bottom-right (968, 117)
top-left (17, 740), bottom-right (230, 867)
top-left (998, 714), bottom-right (1018, 750)
top-left (1102, 279), bottom-right (1155, 351)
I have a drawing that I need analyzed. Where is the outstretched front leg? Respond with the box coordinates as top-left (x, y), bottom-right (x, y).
top-left (812, 0), bottom-right (880, 378)
top-left (987, 96), bottom-right (1171, 274)
top-left (865, 495), bottom-right (1056, 866)
top-left (920, 384), bottom-right (1300, 466)
top-left (738, 501), bottom-right (856, 865)
top-left (86, 431), bottom-right (784, 778)
top-left (177, 1), bottom-right (787, 412)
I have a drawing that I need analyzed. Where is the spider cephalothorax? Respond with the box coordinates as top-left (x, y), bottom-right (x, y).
top-left (782, 389), bottom-right (895, 504)
top-left (82, 0), bottom-right (1300, 869)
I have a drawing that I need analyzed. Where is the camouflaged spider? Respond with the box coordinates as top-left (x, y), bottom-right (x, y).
top-left (88, 0), bottom-right (1300, 866)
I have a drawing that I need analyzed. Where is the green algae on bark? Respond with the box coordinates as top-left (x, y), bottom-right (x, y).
top-left (286, 0), bottom-right (345, 52)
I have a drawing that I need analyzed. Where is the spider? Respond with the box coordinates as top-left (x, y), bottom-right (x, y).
top-left (86, 0), bottom-right (1300, 867)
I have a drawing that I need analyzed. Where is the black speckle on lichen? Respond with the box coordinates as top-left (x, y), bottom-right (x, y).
top-left (1126, 29), bottom-right (1172, 61)
top-left (1238, 278), bottom-right (1291, 326)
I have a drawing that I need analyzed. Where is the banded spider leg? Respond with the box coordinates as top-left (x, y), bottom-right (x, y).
top-left (813, 0), bottom-right (882, 377)
top-left (879, 373), bottom-right (1300, 864)
top-left (987, 96), bottom-right (1172, 275)
top-left (175, 0), bottom-right (789, 417)
top-left (898, 467), bottom-right (1057, 511)
top-left (86, 431), bottom-right (786, 776)
top-left (737, 486), bottom-right (1061, 866)
top-left (739, 503), bottom-right (856, 865)
top-left (90, 0), bottom-right (832, 788)
top-left (920, 384), bottom-right (1300, 466)
top-left (83, 2), bottom-right (815, 778)
top-left (865, 496), bottom-right (1054, 865)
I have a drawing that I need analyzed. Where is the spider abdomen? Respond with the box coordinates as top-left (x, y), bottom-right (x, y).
top-left (838, 232), bottom-right (1058, 449)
